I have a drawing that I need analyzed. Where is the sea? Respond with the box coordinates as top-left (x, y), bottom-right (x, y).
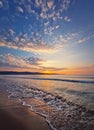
top-left (0, 74), bottom-right (94, 110)
top-left (0, 74), bottom-right (94, 129)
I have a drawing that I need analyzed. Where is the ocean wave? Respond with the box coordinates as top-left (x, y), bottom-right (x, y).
top-left (29, 77), bottom-right (94, 84)
top-left (5, 76), bottom-right (94, 84)
top-left (0, 79), bottom-right (94, 130)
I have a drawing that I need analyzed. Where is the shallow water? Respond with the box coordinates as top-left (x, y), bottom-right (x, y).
top-left (0, 75), bottom-right (94, 130)
top-left (1, 74), bottom-right (94, 110)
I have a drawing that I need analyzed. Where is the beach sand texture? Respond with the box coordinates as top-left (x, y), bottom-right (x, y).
top-left (0, 79), bottom-right (94, 130)
top-left (0, 86), bottom-right (51, 130)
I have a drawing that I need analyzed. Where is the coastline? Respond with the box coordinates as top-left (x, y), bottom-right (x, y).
top-left (0, 86), bottom-right (51, 130)
top-left (0, 77), bottom-right (94, 130)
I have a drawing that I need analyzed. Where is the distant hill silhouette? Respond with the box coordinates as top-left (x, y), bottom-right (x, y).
top-left (0, 71), bottom-right (44, 75)
top-left (0, 71), bottom-right (57, 75)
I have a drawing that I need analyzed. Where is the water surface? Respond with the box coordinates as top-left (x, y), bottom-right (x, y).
top-left (0, 74), bottom-right (94, 110)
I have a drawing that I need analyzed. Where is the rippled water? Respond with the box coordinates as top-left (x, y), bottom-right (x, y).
top-left (0, 74), bottom-right (94, 130)
top-left (0, 74), bottom-right (94, 110)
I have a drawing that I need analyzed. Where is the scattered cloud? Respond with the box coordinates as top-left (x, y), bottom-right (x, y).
top-left (55, 32), bottom-right (80, 45)
top-left (77, 34), bottom-right (94, 44)
top-left (0, 1), bottom-right (3, 8)
top-left (0, 0), bottom-right (93, 75)
top-left (0, 40), bottom-right (59, 53)
top-left (24, 57), bottom-right (44, 65)
top-left (0, 0), bottom-right (9, 10)
top-left (55, 25), bottom-right (59, 29)
top-left (1, 31), bottom-right (93, 53)
top-left (61, 0), bottom-right (70, 11)
top-left (0, 54), bottom-right (44, 69)
top-left (64, 16), bottom-right (71, 22)
top-left (8, 29), bottom-right (15, 36)
top-left (0, 0), bottom-right (73, 53)
top-left (0, 53), bottom-right (66, 73)
top-left (17, 6), bottom-right (24, 13)
top-left (44, 25), bottom-right (59, 35)
top-left (35, 0), bottom-right (42, 7)
top-left (47, 1), bottom-right (54, 9)
top-left (42, 66), bottom-right (66, 71)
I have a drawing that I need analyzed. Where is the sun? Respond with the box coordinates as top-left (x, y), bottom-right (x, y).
top-left (44, 70), bottom-right (52, 74)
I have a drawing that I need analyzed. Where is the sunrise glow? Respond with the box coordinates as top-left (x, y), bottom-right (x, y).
top-left (0, 0), bottom-right (94, 75)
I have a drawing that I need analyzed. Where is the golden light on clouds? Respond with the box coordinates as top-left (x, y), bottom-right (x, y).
top-left (62, 67), bottom-right (94, 75)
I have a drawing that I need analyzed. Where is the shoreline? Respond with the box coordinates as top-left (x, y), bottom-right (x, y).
top-left (0, 78), bottom-right (94, 130)
top-left (0, 86), bottom-right (51, 130)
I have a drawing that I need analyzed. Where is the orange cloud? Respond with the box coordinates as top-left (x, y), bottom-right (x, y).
top-left (62, 67), bottom-right (94, 75)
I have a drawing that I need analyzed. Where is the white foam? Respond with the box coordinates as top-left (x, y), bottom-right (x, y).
top-left (1, 79), bottom-right (93, 130)
top-left (21, 100), bottom-right (56, 130)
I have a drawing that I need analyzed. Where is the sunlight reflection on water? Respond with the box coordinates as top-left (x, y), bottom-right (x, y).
top-left (0, 74), bottom-right (94, 110)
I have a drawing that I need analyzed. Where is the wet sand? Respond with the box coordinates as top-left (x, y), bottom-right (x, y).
top-left (0, 86), bottom-right (51, 130)
top-left (0, 78), bottom-right (94, 130)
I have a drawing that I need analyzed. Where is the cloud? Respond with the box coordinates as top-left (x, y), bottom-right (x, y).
top-left (34, 0), bottom-right (71, 21)
top-left (8, 29), bottom-right (15, 36)
top-left (41, 66), bottom-right (66, 71)
top-left (35, 0), bottom-right (42, 7)
top-left (0, 54), bottom-right (19, 68)
top-left (0, 29), bottom-right (63, 53)
top-left (44, 26), bottom-right (56, 35)
top-left (0, 1), bottom-right (3, 8)
top-left (62, 0), bottom-right (70, 11)
top-left (40, 12), bottom-right (47, 19)
top-left (55, 31), bottom-right (94, 46)
top-left (47, 1), bottom-right (54, 9)
top-left (24, 57), bottom-right (44, 65)
top-left (0, 31), bottom-right (80, 53)
top-left (1, 31), bottom-right (93, 52)
top-left (0, 53), bottom-right (66, 73)
top-left (0, 40), bottom-right (59, 53)
top-left (17, 6), bottom-right (24, 13)
top-left (25, 4), bottom-right (37, 15)
top-left (64, 16), bottom-right (71, 22)
top-left (44, 21), bottom-right (49, 26)
top-left (56, 32), bottom-right (80, 45)
top-left (0, 0), bottom-right (73, 54)
top-left (77, 34), bottom-right (94, 44)
top-left (0, 0), bottom-right (9, 10)
top-left (0, 54), bottom-right (44, 69)
top-left (55, 25), bottom-right (59, 29)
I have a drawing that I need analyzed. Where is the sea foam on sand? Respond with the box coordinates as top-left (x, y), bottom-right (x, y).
top-left (1, 78), bottom-right (94, 130)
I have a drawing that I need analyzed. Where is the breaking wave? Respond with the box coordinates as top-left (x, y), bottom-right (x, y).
top-left (0, 78), bottom-right (94, 130)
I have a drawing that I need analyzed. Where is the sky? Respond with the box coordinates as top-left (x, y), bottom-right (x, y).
top-left (0, 0), bottom-right (94, 75)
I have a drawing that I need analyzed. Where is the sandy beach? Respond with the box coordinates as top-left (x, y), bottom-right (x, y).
top-left (0, 86), bottom-right (51, 130)
top-left (0, 77), bottom-right (94, 130)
